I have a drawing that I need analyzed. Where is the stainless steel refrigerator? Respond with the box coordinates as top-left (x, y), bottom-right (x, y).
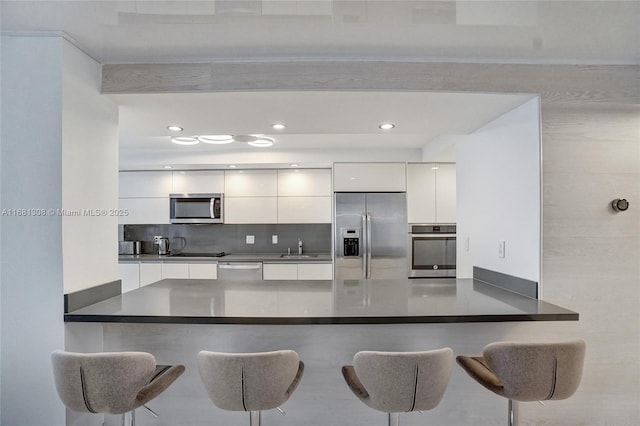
top-left (334, 192), bottom-right (407, 280)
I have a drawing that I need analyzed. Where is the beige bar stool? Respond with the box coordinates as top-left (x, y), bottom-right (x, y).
top-left (51, 350), bottom-right (185, 426)
top-left (197, 350), bottom-right (305, 426)
top-left (341, 348), bottom-right (454, 426)
top-left (456, 340), bottom-right (586, 426)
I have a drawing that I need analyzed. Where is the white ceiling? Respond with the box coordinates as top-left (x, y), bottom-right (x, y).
top-left (3, 1), bottom-right (634, 169)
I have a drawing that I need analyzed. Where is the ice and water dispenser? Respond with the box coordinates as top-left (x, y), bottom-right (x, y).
top-left (341, 228), bottom-right (361, 257)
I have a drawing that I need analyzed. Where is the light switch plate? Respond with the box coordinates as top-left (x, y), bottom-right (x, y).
top-left (498, 240), bottom-right (505, 258)
top-left (272, 235), bottom-right (278, 244)
top-left (246, 235), bottom-right (255, 244)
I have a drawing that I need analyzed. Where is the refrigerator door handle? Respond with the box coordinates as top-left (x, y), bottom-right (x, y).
top-left (362, 213), bottom-right (367, 279)
top-left (366, 213), bottom-right (372, 279)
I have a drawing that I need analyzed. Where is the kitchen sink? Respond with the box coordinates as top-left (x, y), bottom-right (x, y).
top-left (280, 254), bottom-right (318, 259)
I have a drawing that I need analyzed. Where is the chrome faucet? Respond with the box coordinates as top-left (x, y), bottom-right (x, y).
top-left (298, 238), bottom-right (303, 255)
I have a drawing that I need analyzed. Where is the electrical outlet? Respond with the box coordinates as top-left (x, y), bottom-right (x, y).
top-left (246, 235), bottom-right (255, 244)
top-left (272, 235), bottom-right (278, 244)
top-left (498, 240), bottom-right (505, 258)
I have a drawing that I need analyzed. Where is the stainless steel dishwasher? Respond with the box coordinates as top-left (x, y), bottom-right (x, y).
top-left (217, 261), bottom-right (263, 281)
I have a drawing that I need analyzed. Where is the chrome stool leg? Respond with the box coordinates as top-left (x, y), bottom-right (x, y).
top-left (249, 410), bottom-right (261, 426)
top-left (508, 399), bottom-right (515, 426)
top-left (388, 412), bottom-right (400, 426)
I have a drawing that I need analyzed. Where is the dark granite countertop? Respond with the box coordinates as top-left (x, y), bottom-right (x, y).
top-left (118, 253), bottom-right (332, 263)
top-left (64, 278), bottom-right (578, 325)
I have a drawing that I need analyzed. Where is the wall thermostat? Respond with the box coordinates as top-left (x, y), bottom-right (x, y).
top-left (612, 198), bottom-right (629, 212)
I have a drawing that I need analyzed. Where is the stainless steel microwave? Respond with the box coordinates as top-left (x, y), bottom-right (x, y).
top-left (169, 193), bottom-right (223, 223)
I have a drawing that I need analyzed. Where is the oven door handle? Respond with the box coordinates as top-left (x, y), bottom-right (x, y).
top-left (410, 234), bottom-right (457, 238)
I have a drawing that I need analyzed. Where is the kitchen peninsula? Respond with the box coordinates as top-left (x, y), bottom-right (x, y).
top-left (64, 272), bottom-right (579, 426)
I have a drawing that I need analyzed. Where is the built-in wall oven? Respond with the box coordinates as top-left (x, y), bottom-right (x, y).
top-left (408, 224), bottom-right (456, 278)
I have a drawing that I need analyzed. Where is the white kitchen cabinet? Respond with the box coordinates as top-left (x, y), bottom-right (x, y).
top-left (119, 171), bottom-right (172, 224)
top-left (161, 262), bottom-right (190, 279)
top-left (172, 170), bottom-right (224, 194)
top-left (140, 263), bottom-right (162, 287)
top-left (333, 163), bottom-right (406, 192)
top-left (188, 263), bottom-right (218, 279)
top-left (277, 196), bottom-right (332, 224)
top-left (118, 263), bottom-right (140, 293)
top-left (407, 163), bottom-right (456, 223)
top-left (118, 197), bottom-right (170, 224)
top-left (297, 263), bottom-right (333, 280)
top-left (435, 163), bottom-right (456, 223)
top-left (224, 197), bottom-right (278, 224)
top-left (278, 169), bottom-right (332, 196)
top-left (225, 170), bottom-right (277, 197)
top-left (263, 264), bottom-right (298, 280)
top-left (263, 263), bottom-right (333, 280)
top-left (119, 171), bottom-right (172, 198)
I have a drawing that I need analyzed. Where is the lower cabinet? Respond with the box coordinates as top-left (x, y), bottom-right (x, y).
top-left (263, 263), bottom-right (333, 280)
top-left (120, 261), bottom-right (219, 293)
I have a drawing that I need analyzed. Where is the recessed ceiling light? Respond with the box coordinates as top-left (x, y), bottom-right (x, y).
top-left (290, 164), bottom-right (299, 168)
top-left (198, 135), bottom-right (234, 144)
top-left (379, 123), bottom-right (395, 130)
top-left (272, 123), bottom-right (286, 130)
top-left (228, 165), bottom-right (237, 168)
top-left (248, 137), bottom-right (274, 147)
top-left (163, 165), bottom-right (174, 169)
top-left (171, 136), bottom-right (199, 145)
top-left (432, 166), bottom-right (439, 170)
top-left (167, 125), bottom-right (183, 132)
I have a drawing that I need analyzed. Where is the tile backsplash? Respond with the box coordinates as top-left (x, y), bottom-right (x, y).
top-left (122, 224), bottom-right (331, 254)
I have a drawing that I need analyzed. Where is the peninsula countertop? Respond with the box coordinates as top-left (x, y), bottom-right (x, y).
top-left (65, 278), bottom-right (578, 325)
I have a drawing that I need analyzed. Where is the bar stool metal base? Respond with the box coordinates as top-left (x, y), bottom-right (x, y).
top-left (249, 410), bottom-right (262, 426)
top-left (388, 412), bottom-right (400, 426)
top-left (507, 399), bottom-right (520, 426)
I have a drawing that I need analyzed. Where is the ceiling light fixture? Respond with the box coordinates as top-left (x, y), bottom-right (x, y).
top-left (272, 123), bottom-right (286, 130)
top-left (163, 165), bottom-right (174, 169)
top-left (228, 165), bottom-right (237, 168)
top-left (290, 164), bottom-right (299, 168)
top-left (167, 125), bottom-right (183, 132)
top-left (247, 136), bottom-right (275, 148)
top-left (171, 136), bottom-right (199, 145)
top-left (198, 135), bottom-right (234, 144)
top-left (379, 123), bottom-right (395, 130)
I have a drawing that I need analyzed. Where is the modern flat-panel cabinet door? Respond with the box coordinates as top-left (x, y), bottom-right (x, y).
top-left (277, 169), bottom-right (332, 196)
top-left (172, 170), bottom-right (224, 194)
top-left (119, 171), bottom-right (172, 224)
top-left (224, 170), bottom-right (278, 196)
top-left (161, 263), bottom-right (189, 279)
top-left (263, 263), bottom-right (298, 280)
top-left (224, 197), bottom-right (278, 224)
top-left (139, 263), bottom-right (162, 287)
top-left (333, 163), bottom-right (406, 192)
top-left (118, 263), bottom-right (140, 293)
top-left (277, 197), bottom-right (332, 223)
top-left (188, 263), bottom-right (218, 279)
top-left (435, 163), bottom-right (456, 223)
top-left (297, 263), bottom-right (333, 280)
top-left (407, 163), bottom-right (456, 223)
top-left (407, 163), bottom-right (437, 223)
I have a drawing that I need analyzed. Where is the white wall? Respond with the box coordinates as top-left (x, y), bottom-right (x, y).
top-left (0, 35), bottom-right (119, 425)
top-left (1, 35), bottom-right (66, 426)
top-left (456, 97), bottom-right (541, 282)
top-left (62, 41), bottom-right (119, 293)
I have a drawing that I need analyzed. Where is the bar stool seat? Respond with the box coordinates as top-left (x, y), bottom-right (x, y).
top-left (341, 348), bottom-right (454, 426)
top-left (456, 340), bottom-right (586, 425)
top-left (51, 350), bottom-right (185, 426)
top-left (197, 350), bottom-right (304, 426)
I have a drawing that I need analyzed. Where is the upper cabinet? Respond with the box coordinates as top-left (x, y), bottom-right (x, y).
top-left (277, 169), bottom-right (332, 196)
top-left (277, 169), bottom-right (332, 224)
top-left (333, 163), bottom-right (406, 192)
top-left (224, 170), bottom-right (277, 197)
top-left (119, 171), bottom-right (172, 198)
top-left (172, 170), bottom-right (224, 194)
top-left (407, 163), bottom-right (456, 223)
top-left (119, 171), bottom-right (172, 224)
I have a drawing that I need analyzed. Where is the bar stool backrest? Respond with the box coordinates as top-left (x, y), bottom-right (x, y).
top-left (483, 340), bottom-right (586, 401)
top-left (51, 351), bottom-right (156, 415)
top-left (197, 350), bottom-right (303, 412)
top-left (353, 348), bottom-right (454, 413)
